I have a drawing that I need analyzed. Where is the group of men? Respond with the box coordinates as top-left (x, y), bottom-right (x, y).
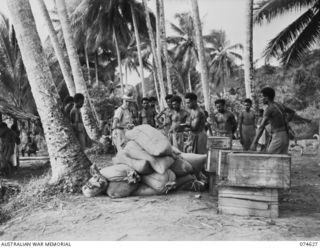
top-left (112, 86), bottom-right (295, 155)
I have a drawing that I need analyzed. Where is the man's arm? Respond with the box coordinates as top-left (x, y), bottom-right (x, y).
top-left (284, 105), bottom-right (295, 122)
top-left (250, 116), bottom-right (268, 151)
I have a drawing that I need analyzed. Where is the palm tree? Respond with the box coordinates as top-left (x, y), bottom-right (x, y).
top-left (71, 0), bottom-right (154, 97)
top-left (244, 0), bottom-right (254, 99)
top-left (30, 0), bottom-right (76, 96)
top-left (168, 12), bottom-right (198, 93)
top-left (254, 0), bottom-right (320, 66)
top-left (205, 30), bottom-right (243, 92)
top-left (158, 0), bottom-right (173, 94)
top-left (56, 0), bottom-right (100, 141)
top-left (190, 0), bottom-right (210, 111)
top-left (155, 0), bottom-right (166, 101)
top-left (130, 2), bottom-right (146, 97)
top-left (7, 0), bottom-right (91, 190)
top-left (142, 0), bottom-right (166, 109)
top-left (0, 13), bottom-right (36, 114)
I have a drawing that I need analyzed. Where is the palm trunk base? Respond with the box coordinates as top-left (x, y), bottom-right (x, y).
top-left (49, 153), bottom-right (91, 193)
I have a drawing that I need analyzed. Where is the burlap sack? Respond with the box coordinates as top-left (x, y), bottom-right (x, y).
top-left (125, 125), bottom-right (172, 156)
top-left (180, 153), bottom-right (207, 173)
top-left (142, 169), bottom-right (176, 194)
top-left (100, 164), bottom-right (140, 183)
top-left (152, 156), bottom-right (175, 174)
top-left (170, 158), bottom-right (193, 177)
top-left (112, 151), bottom-right (153, 175)
top-left (124, 141), bottom-right (156, 166)
top-left (82, 174), bottom-right (109, 197)
top-left (106, 181), bottom-right (139, 198)
top-left (132, 184), bottom-right (159, 196)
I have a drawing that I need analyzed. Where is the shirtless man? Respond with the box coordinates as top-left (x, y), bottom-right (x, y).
top-left (148, 96), bottom-right (158, 127)
top-left (168, 95), bottom-right (189, 151)
top-left (70, 93), bottom-right (87, 149)
top-left (156, 94), bottom-right (173, 136)
top-left (212, 99), bottom-right (237, 138)
top-left (112, 95), bottom-right (135, 152)
top-left (250, 87), bottom-right (295, 154)
top-left (184, 93), bottom-right (207, 154)
top-left (138, 97), bottom-right (155, 126)
top-left (239, 98), bottom-right (256, 150)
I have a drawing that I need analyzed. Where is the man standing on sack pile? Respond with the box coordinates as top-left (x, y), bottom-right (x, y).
top-left (184, 93), bottom-right (207, 154)
top-left (112, 94), bottom-right (136, 152)
top-left (250, 87), bottom-right (295, 154)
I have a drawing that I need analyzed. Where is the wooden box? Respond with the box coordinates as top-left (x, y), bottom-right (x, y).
top-left (207, 136), bottom-right (232, 150)
top-left (205, 149), bottom-right (219, 172)
top-left (227, 153), bottom-right (291, 189)
top-left (218, 186), bottom-right (279, 218)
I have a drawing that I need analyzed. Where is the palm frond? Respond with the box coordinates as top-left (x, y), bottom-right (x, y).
top-left (280, 10), bottom-right (320, 65)
top-left (170, 22), bottom-right (185, 36)
top-left (254, 0), bottom-right (317, 24)
top-left (263, 6), bottom-right (316, 61)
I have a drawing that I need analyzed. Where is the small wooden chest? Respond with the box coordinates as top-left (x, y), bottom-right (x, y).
top-left (207, 136), bottom-right (232, 150)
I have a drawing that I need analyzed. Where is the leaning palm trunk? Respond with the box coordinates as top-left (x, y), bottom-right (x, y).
top-left (7, 0), bottom-right (91, 189)
top-left (113, 28), bottom-right (124, 95)
top-left (56, 0), bottom-right (100, 140)
top-left (31, 0), bottom-right (76, 96)
top-left (159, 0), bottom-right (172, 94)
top-left (190, 0), bottom-right (210, 112)
top-left (131, 4), bottom-right (146, 97)
top-left (244, 0), bottom-right (254, 99)
top-left (143, 0), bottom-right (166, 109)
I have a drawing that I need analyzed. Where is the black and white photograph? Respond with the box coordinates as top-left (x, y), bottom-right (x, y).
top-left (0, 0), bottom-right (320, 243)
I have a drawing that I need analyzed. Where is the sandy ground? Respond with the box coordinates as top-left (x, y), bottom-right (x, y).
top-left (1, 147), bottom-right (320, 241)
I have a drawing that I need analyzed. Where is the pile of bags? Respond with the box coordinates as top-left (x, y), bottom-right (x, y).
top-left (82, 125), bottom-right (207, 198)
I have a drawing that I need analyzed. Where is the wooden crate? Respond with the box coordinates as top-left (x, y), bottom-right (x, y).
top-left (227, 153), bottom-right (291, 189)
top-left (217, 150), bottom-right (260, 179)
top-left (207, 136), bottom-right (232, 150)
top-left (218, 186), bottom-right (279, 218)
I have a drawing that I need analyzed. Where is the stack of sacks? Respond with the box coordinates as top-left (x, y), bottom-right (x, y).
top-left (82, 125), bottom-right (207, 198)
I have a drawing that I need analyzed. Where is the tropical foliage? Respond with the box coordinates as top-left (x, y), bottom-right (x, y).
top-left (254, 0), bottom-right (320, 66)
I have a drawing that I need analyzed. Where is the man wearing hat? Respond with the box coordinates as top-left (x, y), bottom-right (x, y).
top-left (112, 94), bottom-right (136, 152)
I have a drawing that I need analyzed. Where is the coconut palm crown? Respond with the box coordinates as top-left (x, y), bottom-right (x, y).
top-left (254, 0), bottom-right (320, 66)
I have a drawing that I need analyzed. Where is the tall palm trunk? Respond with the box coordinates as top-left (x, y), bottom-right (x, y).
top-left (131, 4), bottom-right (146, 97)
top-left (31, 0), bottom-right (76, 96)
top-left (7, 0), bottom-right (91, 189)
top-left (113, 28), bottom-right (124, 95)
top-left (244, 0), bottom-right (254, 99)
top-left (56, 0), bottom-right (100, 140)
top-left (190, 0), bottom-right (210, 112)
top-left (142, 0), bottom-right (166, 109)
top-left (159, 0), bottom-right (172, 94)
top-left (188, 70), bottom-right (192, 92)
top-left (125, 62), bottom-right (128, 86)
top-left (152, 60), bottom-right (160, 103)
top-left (94, 52), bottom-right (99, 87)
top-left (85, 47), bottom-right (92, 86)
